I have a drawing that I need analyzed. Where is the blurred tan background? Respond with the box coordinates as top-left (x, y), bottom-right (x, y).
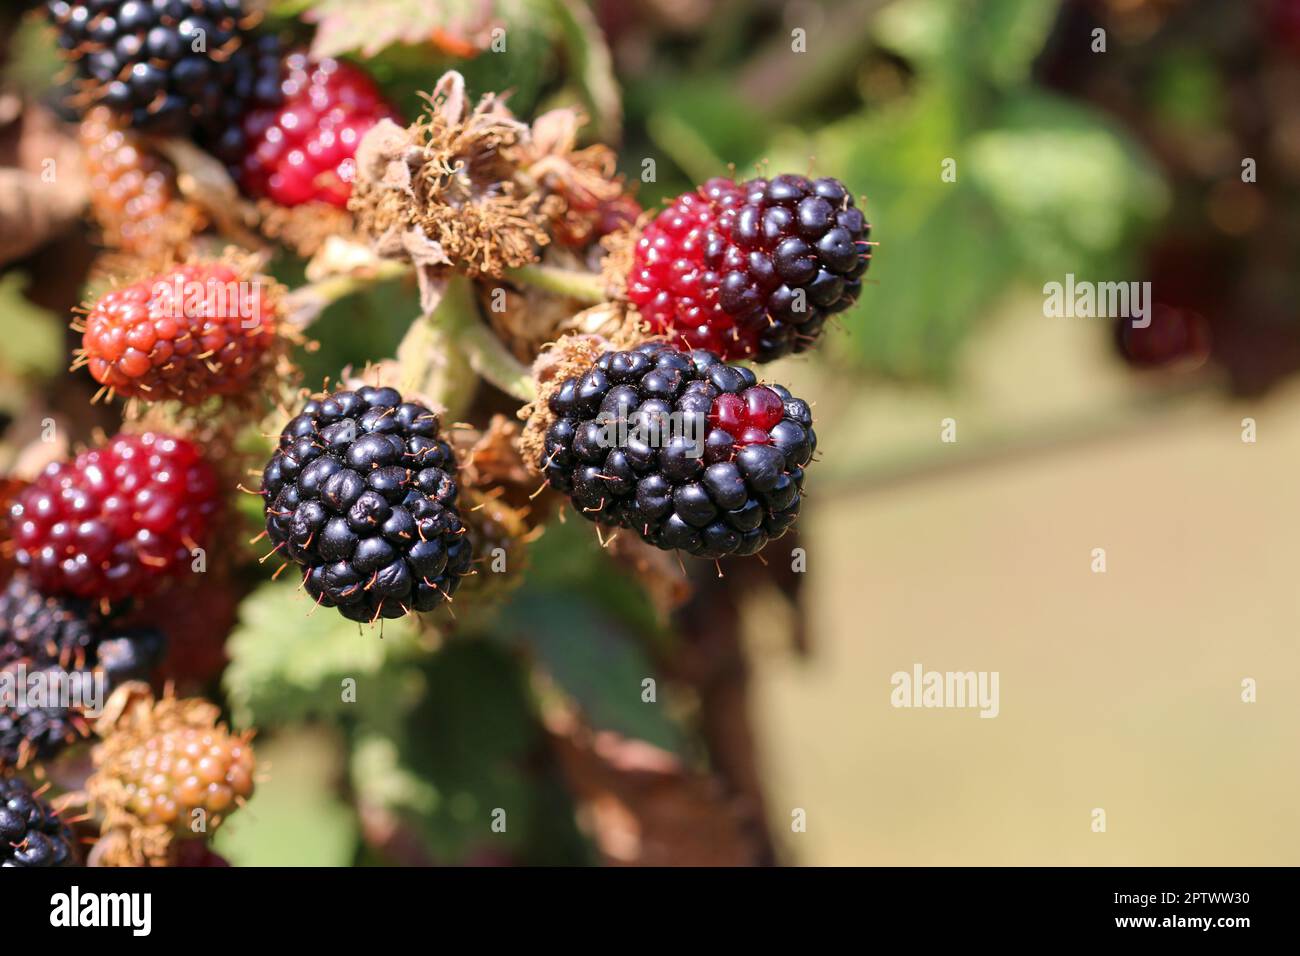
top-left (750, 299), bottom-right (1300, 866)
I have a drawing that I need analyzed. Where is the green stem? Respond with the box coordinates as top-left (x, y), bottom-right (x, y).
top-left (505, 264), bottom-right (607, 304)
top-left (396, 276), bottom-right (534, 407)
top-left (284, 259), bottom-right (413, 328)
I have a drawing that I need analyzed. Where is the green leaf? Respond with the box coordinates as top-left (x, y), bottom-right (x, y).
top-left (350, 640), bottom-right (588, 863)
top-left (550, 0), bottom-right (622, 143)
top-left (966, 90), bottom-right (1168, 282)
top-left (222, 579), bottom-right (428, 728)
top-left (213, 727), bottom-right (359, 866)
top-left (875, 0), bottom-right (1061, 92)
top-left (0, 273), bottom-right (64, 381)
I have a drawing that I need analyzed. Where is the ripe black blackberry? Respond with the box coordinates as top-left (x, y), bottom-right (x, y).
top-left (0, 776), bottom-right (76, 867)
top-left (0, 577), bottom-right (163, 770)
top-left (45, 0), bottom-right (267, 135)
top-left (261, 386), bottom-right (473, 623)
top-left (540, 343), bottom-right (816, 558)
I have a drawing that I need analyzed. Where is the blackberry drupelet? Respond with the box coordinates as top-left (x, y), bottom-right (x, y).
top-left (46, 0), bottom-right (262, 135)
top-left (261, 386), bottom-right (473, 623)
top-left (540, 342), bottom-right (816, 558)
top-left (1, 577), bottom-right (164, 769)
top-left (627, 174), bottom-right (870, 362)
top-left (0, 776), bottom-right (77, 867)
top-left (8, 432), bottom-right (220, 603)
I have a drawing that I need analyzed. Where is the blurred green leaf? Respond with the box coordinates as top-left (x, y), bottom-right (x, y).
top-left (223, 579), bottom-right (427, 728)
top-left (213, 728), bottom-right (359, 866)
top-left (876, 0), bottom-right (1061, 93)
top-left (351, 640), bottom-right (587, 863)
top-left (550, 0), bottom-right (622, 142)
top-left (967, 90), bottom-right (1168, 282)
top-left (0, 273), bottom-right (64, 381)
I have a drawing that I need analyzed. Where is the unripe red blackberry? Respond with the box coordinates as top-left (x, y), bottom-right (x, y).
top-left (9, 433), bottom-right (220, 603)
top-left (74, 261), bottom-right (281, 404)
top-left (230, 53), bottom-right (400, 208)
top-left (627, 174), bottom-right (870, 361)
top-left (540, 342), bottom-right (815, 558)
top-left (0, 776), bottom-right (77, 867)
top-left (1, 576), bottom-right (164, 770)
top-left (45, 0), bottom-right (262, 135)
top-left (261, 386), bottom-right (473, 623)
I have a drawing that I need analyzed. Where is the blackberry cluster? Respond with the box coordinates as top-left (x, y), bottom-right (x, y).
top-left (261, 387), bottom-right (473, 623)
top-left (627, 174), bottom-right (870, 362)
top-left (0, 776), bottom-right (76, 867)
top-left (1, 577), bottom-right (163, 770)
top-left (541, 343), bottom-right (816, 558)
top-left (46, 0), bottom-right (268, 136)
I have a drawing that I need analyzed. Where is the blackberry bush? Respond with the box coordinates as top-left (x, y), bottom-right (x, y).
top-left (626, 175), bottom-right (870, 361)
top-left (539, 342), bottom-right (815, 558)
top-left (261, 386), bottom-right (473, 623)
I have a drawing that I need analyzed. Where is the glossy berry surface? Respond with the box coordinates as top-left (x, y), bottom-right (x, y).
top-left (233, 54), bottom-right (400, 208)
top-left (541, 343), bottom-right (816, 558)
top-left (46, 0), bottom-right (260, 135)
top-left (261, 386), bottom-right (472, 623)
top-left (0, 776), bottom-right (76, 867)
top-left (1, 576), bottom-right (164, 769)
top-left (78, 262), bottom-right (277, 404)
top-left (627, 174), bottom-right (869, 361)
top-left (9, 433), bottom-right (220, 603)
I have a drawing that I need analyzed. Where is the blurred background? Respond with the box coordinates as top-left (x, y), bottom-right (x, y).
top-left (2, 0), bottom-right (1298, 865)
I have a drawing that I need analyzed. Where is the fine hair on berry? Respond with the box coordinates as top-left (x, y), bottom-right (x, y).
top-left (261, 386), bottom-right (473, 623)
top-left (74, 261), bottom-right (280, 405)
top-left (541, 342), bottom-right (816, 558)
top-left (627, 174), bottom-right (870, 362)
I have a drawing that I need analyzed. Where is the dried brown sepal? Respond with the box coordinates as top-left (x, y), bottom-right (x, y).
top-left (511, 107), bottom-right (631, 249)
top-left (545, 703), bottom-right (763, 866)
top-left (349, 72), bottom-right (554, 281)
top-left (257, 198), bottom-right (361, 259)
top-left (517, 333), bottom-right (613, 475)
